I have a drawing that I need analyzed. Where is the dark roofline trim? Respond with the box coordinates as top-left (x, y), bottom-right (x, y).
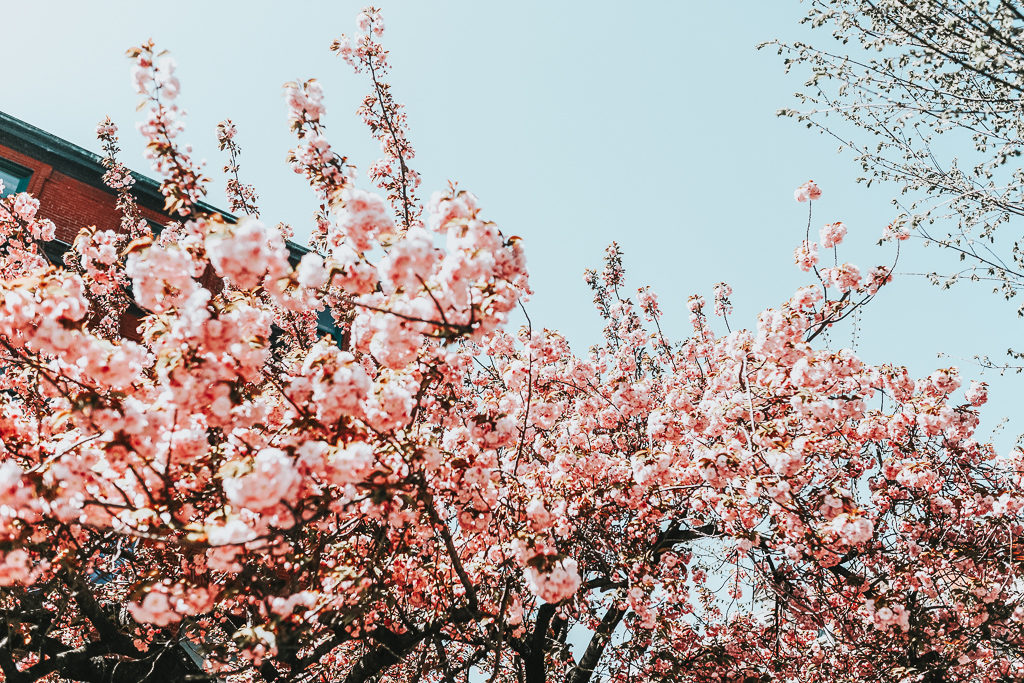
top-left (0, 110), bottom-right (230, 220)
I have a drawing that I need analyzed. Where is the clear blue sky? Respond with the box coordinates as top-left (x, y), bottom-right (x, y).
top-left (6, 1), bottom-right (1022, 445)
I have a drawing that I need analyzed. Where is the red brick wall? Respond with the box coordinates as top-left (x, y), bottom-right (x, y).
top-left (0, 142), bottom-right (166, 244)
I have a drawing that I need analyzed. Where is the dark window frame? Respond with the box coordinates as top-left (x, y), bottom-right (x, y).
top-left (0, 157), bottom-right (32, 197)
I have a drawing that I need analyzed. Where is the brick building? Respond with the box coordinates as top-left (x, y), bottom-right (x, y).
top-left (0, 110), bottom-right (338, 340)
top-left (0, 110), bottom-right (213, 246)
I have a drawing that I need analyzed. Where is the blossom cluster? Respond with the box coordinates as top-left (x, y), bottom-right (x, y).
top-left (284, 79), bottom-right (352, 209)
top-left (332, 7), bottom-right (421, 227)
top-left (216, 119), bottom-right (259, 216)
top-left (129, 40), bottom-right (208, 216)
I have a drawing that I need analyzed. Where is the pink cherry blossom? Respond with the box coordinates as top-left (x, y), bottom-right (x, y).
top-left (794, 240), bottom-right (819, 271)
top-left (794, 180), bottom-right (822, 202)
top-left (819, 220), bottom-right (847, 248)
top-left (222, 448), bottom-right (301, 512)
top-left (525, 556), bottom-right (581, 603)
top-left (331, 187), bottom-right (395, 252)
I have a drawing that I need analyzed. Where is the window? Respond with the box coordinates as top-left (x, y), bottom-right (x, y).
top-left (0, 158), bottom-right (31, 197)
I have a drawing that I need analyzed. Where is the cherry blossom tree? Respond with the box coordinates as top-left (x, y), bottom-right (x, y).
top-left (0, 8), bottom-right (1021, 683)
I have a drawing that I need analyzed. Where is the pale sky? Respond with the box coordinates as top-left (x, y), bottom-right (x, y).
top-left (6, 1), bottom-right (1022, 445)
